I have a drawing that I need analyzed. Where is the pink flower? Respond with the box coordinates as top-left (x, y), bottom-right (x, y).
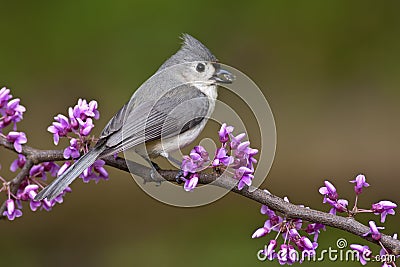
top-left (2, 199), bottom-right (22, 220)
top-left (350, 174), bottom-right (369, 195)
top-left (6, 131), bottom-right (27, 153)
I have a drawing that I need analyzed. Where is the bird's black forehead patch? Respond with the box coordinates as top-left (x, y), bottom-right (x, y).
top-left (212, 62), bottom-right (221, 70)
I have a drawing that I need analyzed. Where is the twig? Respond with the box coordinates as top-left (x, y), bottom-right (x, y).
top-left (1, 135), bottom-right (399, 254)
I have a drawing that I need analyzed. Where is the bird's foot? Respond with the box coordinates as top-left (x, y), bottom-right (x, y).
top-left (175, 169), bottom-right (185, 184)
top-left (151, 161), bottom-right (161, 171)
top-left (146, 161), bottom-right (163, 186)
top-left (161, 154), bottom-right (185, 184)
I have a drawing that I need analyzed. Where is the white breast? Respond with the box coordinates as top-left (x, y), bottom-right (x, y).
top-left (193, 83), bottom-right (218, 101)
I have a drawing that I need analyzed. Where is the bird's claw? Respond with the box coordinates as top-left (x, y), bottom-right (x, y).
top-left (175, 169), bottom-right (184, 184)
top-left (149, 169), bottom-right (162, 186)
top-left (151, 161), bottom-right (161, 171)
top-left (144, 161), bottom-right (162, 186)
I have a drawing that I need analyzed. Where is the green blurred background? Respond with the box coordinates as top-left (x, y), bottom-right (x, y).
top-left (1, 1), bottom-right (399, 266)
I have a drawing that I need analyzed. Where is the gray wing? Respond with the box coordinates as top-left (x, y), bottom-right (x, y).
top-left (99, 99), bottom-right (134, 139)
top-left (99, 85), bottom-right (210, 155)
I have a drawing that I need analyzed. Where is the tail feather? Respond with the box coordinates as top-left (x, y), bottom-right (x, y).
top-left (35, 145), bottom-right (106, 201)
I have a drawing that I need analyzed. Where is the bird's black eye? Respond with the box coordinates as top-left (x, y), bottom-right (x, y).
top-left (196, 63), bottom-right (205, 72)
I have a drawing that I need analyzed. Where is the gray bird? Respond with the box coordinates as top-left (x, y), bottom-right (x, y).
top-left (35, 34), bottom-right (234, 201)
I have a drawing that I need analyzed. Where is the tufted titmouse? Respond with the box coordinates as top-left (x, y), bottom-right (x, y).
top-left (35, 34), bottom-right (234, 201)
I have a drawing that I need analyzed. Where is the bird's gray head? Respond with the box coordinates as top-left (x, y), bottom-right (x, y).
top-left (158, 34), bottom-right (235, 85)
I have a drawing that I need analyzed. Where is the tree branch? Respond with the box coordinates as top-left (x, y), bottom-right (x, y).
top-left (1, 135), bottom-right (399, 255)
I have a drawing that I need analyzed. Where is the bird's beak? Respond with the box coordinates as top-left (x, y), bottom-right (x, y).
top-left (212, 68), bottom-right (235, 84)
